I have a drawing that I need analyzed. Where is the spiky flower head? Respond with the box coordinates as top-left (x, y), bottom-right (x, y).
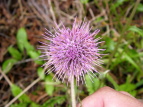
top-left (40, 19), bottom-right (103, 84)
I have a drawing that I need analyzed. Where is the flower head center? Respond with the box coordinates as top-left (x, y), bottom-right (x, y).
top-left (66, 41), bottom-right (82, 60)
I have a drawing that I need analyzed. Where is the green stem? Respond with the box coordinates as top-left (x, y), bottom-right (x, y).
top-left (71, 76), bottom-right (76, 107)
top-left (106, 0), bottom-right (141, 69)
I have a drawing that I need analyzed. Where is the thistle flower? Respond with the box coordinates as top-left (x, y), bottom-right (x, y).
top-left (40, 19), bottom-right (103, 84)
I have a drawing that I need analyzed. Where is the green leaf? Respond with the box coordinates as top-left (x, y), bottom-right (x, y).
top-left (105, 37), bottom-right (115, 51)
top-left (16, 28), bottom-right (28, 52)
top-left (128, 26), bottom-right (143, 37)
top-left (2, 58), bottom-right (17, 73)
top-left (123, 52), bottom-right (140, 71)
top-left (11, 84), bottom-right (31, 103)
top-left (117, 75), bottom-right (137, 96)
top-left (10, 103), bottom-right (28, 107)
top-left (118, 83), bottom-right (137, 96)
top-left (106, 74), bottom-right (119, 89)
top-left (42, 96), bottom-right (66, 107)
top-left (80, 0), bottom-right (89, 4)
top-left (126, 49), bottom-right (139, 58)
top-left (85, 74), bottom-right (101, 95)
top-left (137, 3), bottom-right (143, 12)
top-left (37, 67), bottom-right (45, 80)
top-left (85, 75), bottom-right (95, 94)
top-left (136, 79), bottom-right (143, 88)
top-left (115, 48), bottom-right (141, 71)
top-left (30, 102), bottom-right (40, 107)
top-left (8, 46), bottom-right (22, 60)
top-left (28, 51), bottom-right (42, 64)
top-left (16, 27), bottom-right (37, 55)
top-left (25, 42), bottom-right (35, 53)
top-left (45, 75), bottom-right (55, 96)
top-left (111, 0), bottom-right (128, 11)
top-left (94, 17), bottom-right (104, 23)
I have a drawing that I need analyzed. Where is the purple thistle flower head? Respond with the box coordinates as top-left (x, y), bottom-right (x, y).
top-left (40, 19), bottom-right (103, 84)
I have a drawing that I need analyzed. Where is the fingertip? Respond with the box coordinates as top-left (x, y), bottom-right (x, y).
top-left (119, 91), bottom-right (134, 98)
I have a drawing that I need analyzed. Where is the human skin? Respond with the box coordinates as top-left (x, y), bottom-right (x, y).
top-left (77, 86), bottom-right (143, 107)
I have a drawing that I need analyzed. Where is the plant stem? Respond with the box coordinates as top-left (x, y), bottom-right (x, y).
top-left (71, 76), bottom-right (76, 107)
top-left (106, 0), bottom-right (141, 69)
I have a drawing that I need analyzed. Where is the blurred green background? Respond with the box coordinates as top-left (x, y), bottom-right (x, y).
top-left (0, 0), bottom-right (143, 107)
